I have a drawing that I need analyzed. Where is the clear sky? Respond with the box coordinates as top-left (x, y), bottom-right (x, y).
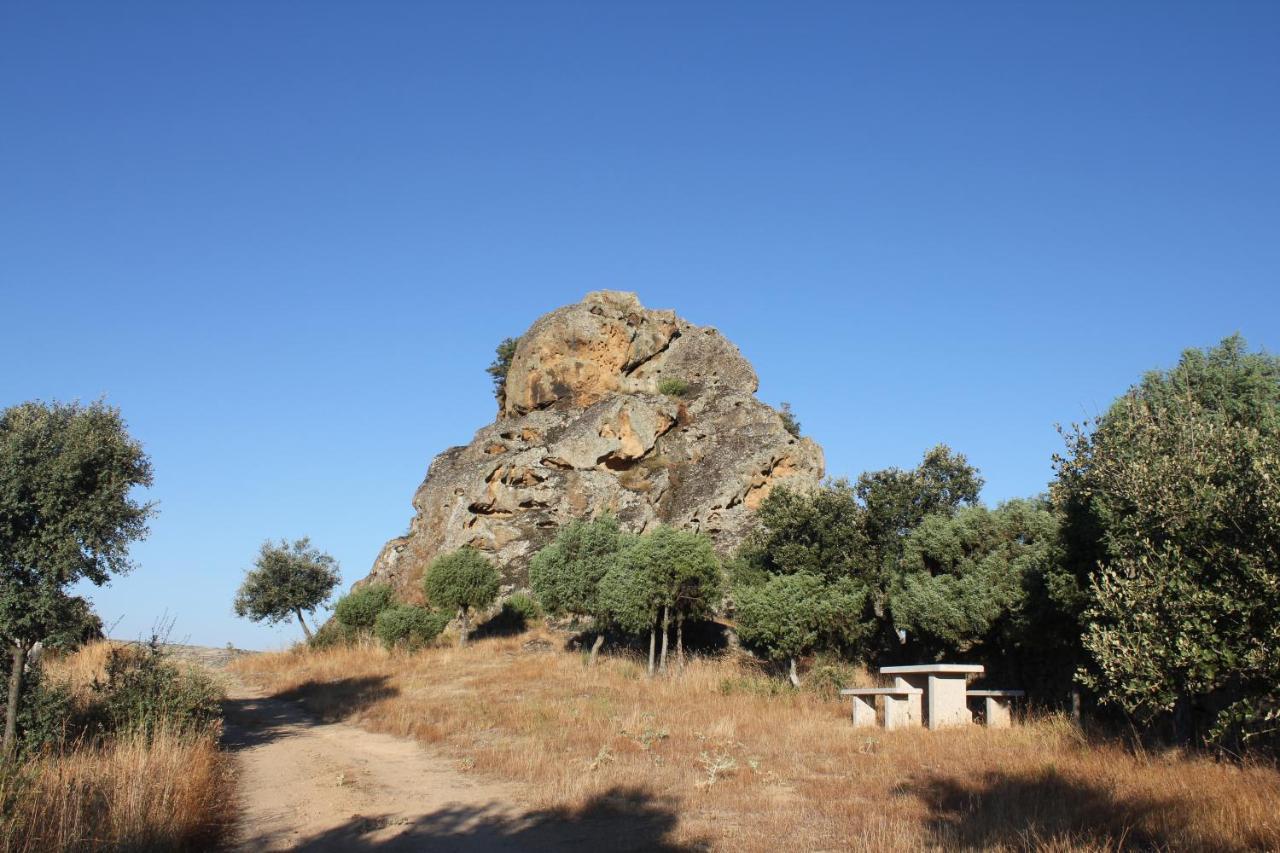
top-left (3, 2), bottom-right (1277, 649)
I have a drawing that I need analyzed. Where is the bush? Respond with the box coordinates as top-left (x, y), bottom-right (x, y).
top-left (422, 548), bottom-right (501, 645)
top-left (374, 605), bottom-right (449, 650)
top-left (91, 639), bottom-right (222, 740)
top-left (657, 377), bottom-right (689, 397)
top-left (333, 583), bottom-right (395, 630)
top-left (308, 618), bottom-right (362, 649)
top-left (504, 591), bottom-right (542, 622)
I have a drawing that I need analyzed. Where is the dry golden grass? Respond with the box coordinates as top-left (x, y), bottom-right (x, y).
top-left (0, 641), bottom-right (237, 853)
top-left (0, 725), bottom-right (236, 853)
top-left (232, 632), bottom-right (1280, 852)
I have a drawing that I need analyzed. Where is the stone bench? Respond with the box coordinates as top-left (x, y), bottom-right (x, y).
top-left (840, 685), bottom-right (923, 730)
top-left (966, 689), bottom-right (1025, 729)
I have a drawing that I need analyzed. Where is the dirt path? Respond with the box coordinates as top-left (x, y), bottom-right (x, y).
top-left (220, 676), bottom-right (691, 851)
top-left (221, 677), bottom-right (529, 851)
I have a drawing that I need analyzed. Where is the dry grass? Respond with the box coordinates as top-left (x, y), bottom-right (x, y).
top-left (232, 632), bottom-right (1280, 852)
top-left (0, 641), bottom-right (237, 853)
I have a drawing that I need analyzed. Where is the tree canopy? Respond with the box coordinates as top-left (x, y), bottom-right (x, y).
top-left (233, 537), bottom-right (341, 641)
top-left (0, 400), bottom-right (153, 753)
top-left (1056, 336), bottom-right (1280, 748)
top-left (422, 547), bottom-right (501, 645)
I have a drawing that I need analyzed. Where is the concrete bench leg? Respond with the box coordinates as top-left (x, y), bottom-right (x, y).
top-left (985, 696), bottom-right (1013, 729)
top-left (927, 675), bottom-right (973, 730)
top-left (851, 694), bottom-right (877, 728)
top-left (884, 694), bottom-right (919, 730)
top-left (893, 678), bottom-right (922, 727)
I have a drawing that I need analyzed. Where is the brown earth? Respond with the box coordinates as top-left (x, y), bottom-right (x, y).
top-left (219, 668), bottom-right (691, 851)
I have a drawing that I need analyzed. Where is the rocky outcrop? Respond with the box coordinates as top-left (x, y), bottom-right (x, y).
top-left (362, 291), bottom-right (824, 598)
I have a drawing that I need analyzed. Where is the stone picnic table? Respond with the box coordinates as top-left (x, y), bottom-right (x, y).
top-left (880, 664), bottom-right (984, 729)
top-left (841, 663), bottom-right (1023, 731)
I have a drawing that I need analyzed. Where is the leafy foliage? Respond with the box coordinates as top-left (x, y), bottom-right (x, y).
top-left (374, 605), bottom-right (449, 650)
top-left (891, 499), bottom-right (1061, 667)
top-left (333, 583), bottom-right (396, 631)
top-left (487, 337), bottom-right (519, 402)
top-left (91, 639), bottom-right (223, 740)
top-left (1056, 336), bottom-right (1280, 747)
top-left (422, 547), bottom-right (501, 644)
top-left (0, 400), bottom-right (153, 753)
top-left (529, 516), bottom-right (630, 620)
top-left (735, 573), bottom-right (867, 666)
top-left (658, 377), bottom-right (689, 397)
top-left (233, 537), bottom-right (340, 639)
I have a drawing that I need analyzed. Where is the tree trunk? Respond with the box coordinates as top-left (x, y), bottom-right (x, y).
top-left (676, 611), bottom-right (684, 668)
top-left (459, 608), bottom-right (469, 647)
top-left (588, 634), bottom-right (605, 666)
top-left (647, 624), bottom-right (656, 677)
top-left (658, 606), bottom-right (670, 674)
top-left (788, 657), bottom-right (800, 688)
top-left (4, 643), bottom-right (27, 756)
top-left (294, 608), bottom-right (314, 642)
top-left (1070, 688), bottom-right (1082, 726)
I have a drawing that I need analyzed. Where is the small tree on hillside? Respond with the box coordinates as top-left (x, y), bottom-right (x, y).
top-left (634, 526), bottom-right (723, 672)
top-left (233, 538), bottom-right (341, 642)
top-left (735, 572), bottom-right (866, 686)
top-left (334, 583), bottom-right (396, 632)
top-left (487, 337), bottom-right (519, 404)
top-left (529, 516), bottom-right (631, 664)
top-left (422, 547), bottom-right (500, 646)
top-left (0, 400), bottom-right (153, 754)
top-left (598, 557), bottom-right (662, 676)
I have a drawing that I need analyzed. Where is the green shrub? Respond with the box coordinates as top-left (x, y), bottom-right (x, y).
top-left (0, 663), bottom-right (74, 757)
top-left (91, 639), bottom-right (222, 739)
top-left (422, 548), bottom-right (501, 645)
top-left (504, 591), bottom-right (542, 622)
top-left (308, 618), bottom-right (362, 649)
top-left (374, 605), bottom-right (449, 650)
top-left (333, 583), bottom-right (395, 630)
top-left (657, 377), bottom-right (689, 397)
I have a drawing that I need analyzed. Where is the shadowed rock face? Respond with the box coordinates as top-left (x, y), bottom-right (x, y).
top-left (363, 291), bottom-right (824, 597)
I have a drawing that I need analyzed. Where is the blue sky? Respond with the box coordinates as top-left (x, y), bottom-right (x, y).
top-left (2, 2), bottom-right (1277, 649)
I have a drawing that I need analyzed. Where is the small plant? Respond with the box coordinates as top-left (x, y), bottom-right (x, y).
top-left (779, 402), bottom-right (801, 438)
top-left (333, 583), bottom-right (396, 632)
top-left (658, 377), bottom-right (689, 397)
top-left (487, 337), bottom-right (519, 402)
top-left (498, 592), bottom-right (542, 632)
top-left (374, 605), bottom-right (449, 650)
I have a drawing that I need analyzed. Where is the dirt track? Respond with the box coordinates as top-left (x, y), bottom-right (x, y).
top-left (219, 674), bottom-right (693, 851)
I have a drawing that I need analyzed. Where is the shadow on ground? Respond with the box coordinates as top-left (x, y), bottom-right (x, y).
top-left (271, 675), bottom-right (399, 722)
top-left (222, 675), bottom-right (399, 748)
top-left (241, 785), bottom-right (703, 852)
top-left (899, 766), bottom-right (1260, 851)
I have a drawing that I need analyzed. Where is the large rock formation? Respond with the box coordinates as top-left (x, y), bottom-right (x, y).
top-left (362, 291), bottom-right (824, 598)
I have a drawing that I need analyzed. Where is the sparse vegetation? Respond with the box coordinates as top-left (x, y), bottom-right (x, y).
top-left (778, 401), bottom-right (801, 437)
top-left (0, 640), bottom-right (234, 852)
top-left (422, 547), bottom-right (501, 646)
top-left (657, 377), bottom-right (689, 397)
top-left (231, 632), bottom-right (1280, 851)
